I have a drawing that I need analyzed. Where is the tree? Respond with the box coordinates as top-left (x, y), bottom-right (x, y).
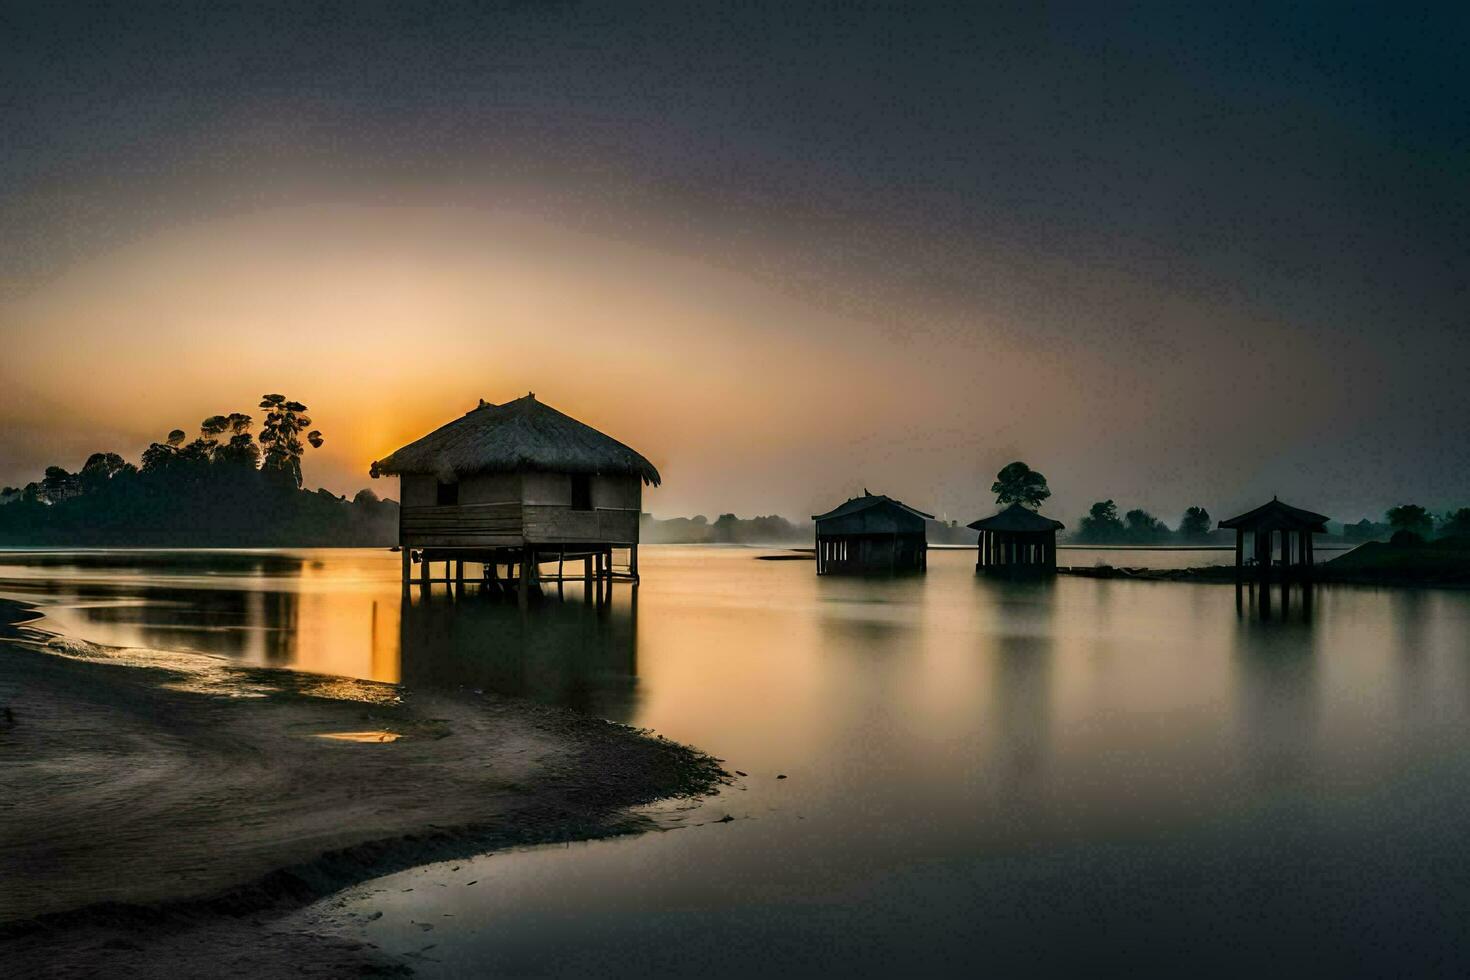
top-left (1386, 504), bottom-right (1433, 540)
top-left (79, 452), bottom-right (129, 495)
top-left (140, 441), bottom-right (175, 472)
top-left (712, 513), bottom-right (741, 542)
top-left (214, 414), bottom-right (260, 470)
top-left (1178, 506), bottom-right (1212, 540)
top-left (257, 394), bottom-right (324, 488)
top-left (1439, 508), bottom-right (1470, 540)
top-left (1124, 508), bottom-right (1168, 542)
top-left (1077, 500), bottom-right (1125, 542)
top-left (1344, 518), bottom-right (1386, 542)
top-left (141, 427), bottom-right (191, 472)
top-left (991, 461), bottom-right (1051, 509)
top-left (0, 393), bottom-right (397, 547)
top-left (41, 466), bottom-right (78, 503)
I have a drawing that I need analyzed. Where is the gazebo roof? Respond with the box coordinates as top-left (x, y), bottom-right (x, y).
top-left (370, 393), bottom-right (661, 485)
top-left (1217, 497), bottom-right (1328, 532)
top-left (967, 502), bottom-right (1065, 533)
top-left (813, 492), bottom-right (934, 523)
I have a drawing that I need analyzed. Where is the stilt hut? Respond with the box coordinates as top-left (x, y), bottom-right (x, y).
top-left (1218, 497), bottom-right (1328, 581)
top-left (812, 491), bottom-right (931, 575)
top-left (370, 393), bottom-right (660, 603)
top-left (968, 503), bottom-right (1063, 577)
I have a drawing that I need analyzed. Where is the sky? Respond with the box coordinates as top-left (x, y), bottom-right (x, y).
top-left (1, 1), bottom-right (1467, 525)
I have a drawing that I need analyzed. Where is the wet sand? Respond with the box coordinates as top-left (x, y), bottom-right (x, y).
top-left (0, 598), bottom-right (725, 977)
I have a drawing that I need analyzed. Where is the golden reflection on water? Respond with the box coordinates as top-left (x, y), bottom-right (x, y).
top-left (315, 731), bottom-right (402, 743)
top-left (5, 545), bottom-right (1470, 813)
top-left (14, 547), bottom-right (1468, 976)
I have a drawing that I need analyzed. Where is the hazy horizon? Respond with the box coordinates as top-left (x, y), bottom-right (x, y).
top-left (3, 3), bottom-right (1466, 528)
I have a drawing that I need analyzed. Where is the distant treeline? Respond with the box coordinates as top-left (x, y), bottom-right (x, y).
top-left (640, 513), bottom-right (809, 545)
top-left (639, 513), bottom-right (979, 546)
top-left (1067, 500), bottom-right (1470, 546)
top-left (1345, 505), bottom-right (1470, 544)
top-left (0, 394), bottom-right (397, 547)
top-left (1067, 500), bottom-right (1219, 545)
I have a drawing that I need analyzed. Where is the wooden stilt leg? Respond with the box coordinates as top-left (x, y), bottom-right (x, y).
top-left (420, 550), bottom-right (429, 593)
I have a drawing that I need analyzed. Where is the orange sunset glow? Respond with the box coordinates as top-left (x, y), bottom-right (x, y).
top-left (4, 5), bottom-right (1470, 976)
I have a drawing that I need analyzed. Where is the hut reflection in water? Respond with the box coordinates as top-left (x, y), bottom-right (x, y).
top-left (398, 590), bottom-right (640, 722)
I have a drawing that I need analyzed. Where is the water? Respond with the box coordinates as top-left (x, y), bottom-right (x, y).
top-left (3, 546), bottom-right (1468, 976)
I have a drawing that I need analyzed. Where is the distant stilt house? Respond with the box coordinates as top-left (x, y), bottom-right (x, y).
top-left (968, 503), bottom-right (1064, 577)
top-left (812, 491), bottom-right (931, 575)
top-left (1219, 497), bottom-right (1328, 581)
top-left (370, 393), bottom-right (660, 603)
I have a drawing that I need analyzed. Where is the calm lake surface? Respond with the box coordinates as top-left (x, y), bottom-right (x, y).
top-left (4, 545), bottom-right (1469, 976)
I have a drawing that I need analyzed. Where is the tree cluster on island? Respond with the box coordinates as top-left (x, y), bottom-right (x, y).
top-left (0, 394), bottom-right (397, 547)
top-left (1070, 500), bottom-right (1216, 545)
top-left (989, 461), bottom-right (1216, 546)
top-left (1375, 505), bottom-right (1470, 544)
top-left (1335, 507), bottom-right (1470, 544)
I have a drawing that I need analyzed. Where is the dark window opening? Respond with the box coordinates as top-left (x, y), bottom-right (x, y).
top-left (571, 474), bottom-right (593, 511)
top-left (436, 480), bottom-right (459, 506)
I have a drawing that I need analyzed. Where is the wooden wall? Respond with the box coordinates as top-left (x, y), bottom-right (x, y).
top-left (461, 472), bottom-right (519, 505)
top-left (400, 474), bottom-right (436, 508)
top-left (593, 474), bottom-right (641, 511)
top-left (523, 506), bottom-right (639, 545)
top-left (401, 501), bottom-right (524, 547)
top-left (398, 471), bottom-right (642, 548)
top-left (816, 532), bottom-right (926, 575)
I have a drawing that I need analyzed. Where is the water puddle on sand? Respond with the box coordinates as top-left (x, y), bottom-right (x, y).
top-left (314, 731), bottom-right (401, 743)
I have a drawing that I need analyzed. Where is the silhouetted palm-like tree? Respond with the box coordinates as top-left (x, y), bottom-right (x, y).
top-left (258, 394), bottom-right (324, 488)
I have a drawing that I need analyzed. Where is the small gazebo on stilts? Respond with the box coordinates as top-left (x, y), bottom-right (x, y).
top-left (968, 503), bottom-right (1064, 578)
top-left (1218, 497), bottom-right (1328, 582)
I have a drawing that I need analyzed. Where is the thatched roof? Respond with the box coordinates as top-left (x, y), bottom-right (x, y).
top-left (967, 503), bottom-right (1065, 533)
top-left (370, 394), bottom-right (661, 485)
top-left (1218, 497), bottom-right (1327, 532)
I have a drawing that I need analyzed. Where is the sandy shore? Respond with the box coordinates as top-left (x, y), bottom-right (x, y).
top-left (0, 598), bottom-right (725, 977)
